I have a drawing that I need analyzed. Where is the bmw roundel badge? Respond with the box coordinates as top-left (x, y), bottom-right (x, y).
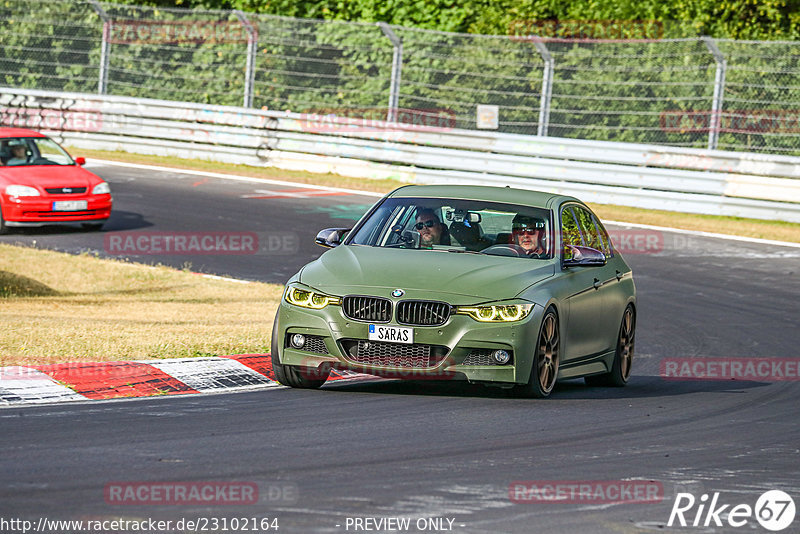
top-left (391, 289), bottom-right (405, 298)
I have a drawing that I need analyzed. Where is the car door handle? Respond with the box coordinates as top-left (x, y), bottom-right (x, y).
top-left (593, 278), bottom-right (602, 289)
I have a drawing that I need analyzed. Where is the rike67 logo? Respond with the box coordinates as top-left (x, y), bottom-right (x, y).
top-left (668, 490), bottom-right (796, 531)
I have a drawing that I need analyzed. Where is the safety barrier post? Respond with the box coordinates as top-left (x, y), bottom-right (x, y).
top-left (378, 22), bottom-right (402, 123)
top-left (235, 10), bottom-right (257, 108)
top-left (532, 37), bottom-right (554, 137)
top-left (702, 36), bottom-right (727, 150)
top-left (87, 0), bottom-right (111, 95)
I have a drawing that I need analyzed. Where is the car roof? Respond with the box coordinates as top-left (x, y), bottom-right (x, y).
top-left (387, 184), bottom-right (580, 209)
top-left (0, 128), bottom-right (47, 139)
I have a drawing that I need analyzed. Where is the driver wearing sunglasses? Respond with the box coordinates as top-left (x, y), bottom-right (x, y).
top-left (512, 214), bottom-right (546, 257)
top-left (414, 208), bottom-right (447, 247)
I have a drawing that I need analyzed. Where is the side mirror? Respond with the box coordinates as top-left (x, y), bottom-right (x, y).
top-left (74, 157), bottom-right (86, 166)
top-left (402, 229), bottom-right (421, 249)
top-left (563, 245), bottom-right (607, 267)
top-left (315, 228), bottom-right (350, 248)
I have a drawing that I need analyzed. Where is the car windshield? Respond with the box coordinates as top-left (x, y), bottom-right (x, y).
top-left (347, 197), bottom-right (553, 259)
top-left (0, 137), bottom-right (75, 167)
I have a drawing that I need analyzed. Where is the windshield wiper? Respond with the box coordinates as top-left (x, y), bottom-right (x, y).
top-left (446, 249), bottom-right (483, 254)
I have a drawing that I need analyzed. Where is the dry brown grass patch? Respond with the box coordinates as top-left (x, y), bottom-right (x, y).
top-left (0, 244), bottom-right (282, 366)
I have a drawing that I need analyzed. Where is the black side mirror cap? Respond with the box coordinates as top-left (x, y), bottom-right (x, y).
top-left (563, 245), bottom-right (607, 267)
top-left (315, 228), bottom-right (351, 248)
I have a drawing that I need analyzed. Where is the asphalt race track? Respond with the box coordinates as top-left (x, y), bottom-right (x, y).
top-left (1, 162), bottom-right (799, 533)
top-left (0, 162), bottom-right (382, 283)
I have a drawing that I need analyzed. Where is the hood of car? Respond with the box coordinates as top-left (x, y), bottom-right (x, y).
top-left (299, 244), bottom-right (555, 302)
top-left (0, 165), bottom-right (101, 190)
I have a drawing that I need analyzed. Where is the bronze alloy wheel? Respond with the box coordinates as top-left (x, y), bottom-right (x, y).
top-left (537, 312), bottom-right (559, 393)
top-left (618, 307), bottom-right (635, 381)
top-left (513, 308), bottom-right (559, 398)
top-left (585, 305), bottom-right (635, 387)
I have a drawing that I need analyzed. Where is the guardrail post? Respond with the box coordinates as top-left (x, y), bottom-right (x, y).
top-left (378, 22), bottom-right (402, 123)
top-left (702, 36), bottom-right (727, 150)
top-left (532, 37), bottom-right (554, 137)
top-left (235, 10), bottom-right (257, 108)
top-left (88, 0), bottom-right (111, 95)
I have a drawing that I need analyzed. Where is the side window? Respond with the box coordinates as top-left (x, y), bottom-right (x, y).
top-left (560, 206), bottom-right (583, 260)
top-left (591, 215), bottom-right (613, 258)
top-left (572, 206), bottom-right (605, 253)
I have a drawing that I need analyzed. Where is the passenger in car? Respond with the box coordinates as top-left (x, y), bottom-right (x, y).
top-left (414, 208), bottom-right (450, 247)
top-left (6, 143), bottom-right (29, 166)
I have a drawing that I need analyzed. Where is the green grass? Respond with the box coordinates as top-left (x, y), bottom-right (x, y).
top-left (0, 244), bottom-right (283, 366)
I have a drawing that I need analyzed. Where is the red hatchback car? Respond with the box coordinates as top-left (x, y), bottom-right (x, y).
top-left (0, 128), bottom-right (112, 233)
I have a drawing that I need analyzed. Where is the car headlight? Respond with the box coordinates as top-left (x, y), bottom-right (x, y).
top-left (455, 303), bottom-right (533, 322)
top-left (284, 285), bottom-right (341, 309)
top-left (5, 185), bottom-right (40, 197)
top-left (92, 182), bottom-right (111, 195)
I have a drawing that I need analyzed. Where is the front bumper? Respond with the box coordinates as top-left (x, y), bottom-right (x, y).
top-left (2, 194), bottom-right (112, 224)
top-left (274, 299), bottom-right (544, 385)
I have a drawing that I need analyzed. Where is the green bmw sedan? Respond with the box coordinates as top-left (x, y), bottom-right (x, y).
top-left (271, 185), bottom-right (636, 398)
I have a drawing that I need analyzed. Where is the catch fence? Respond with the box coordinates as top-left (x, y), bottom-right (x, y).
top-left (2, 1), bottom-right (800, 154)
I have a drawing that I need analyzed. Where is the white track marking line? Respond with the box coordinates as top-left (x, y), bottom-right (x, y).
top-left (86, 159), bottom-right (384, 198)
top-left (196, 273), bottom-right (251, 284)
top-left (605, 219), bottom-right (800, 249)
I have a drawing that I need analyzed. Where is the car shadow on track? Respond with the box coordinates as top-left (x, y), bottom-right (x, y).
top-left (320, 375), bottom-right (772, 400)
top-left (1, 210), bottom-right (151, 236)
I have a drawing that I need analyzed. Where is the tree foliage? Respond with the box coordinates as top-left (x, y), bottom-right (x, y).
top-left (121, 0), bottom-right (800, 40)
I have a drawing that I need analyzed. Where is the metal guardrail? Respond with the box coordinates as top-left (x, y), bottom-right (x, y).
top-left (2, 87), bottom-right (800, 223)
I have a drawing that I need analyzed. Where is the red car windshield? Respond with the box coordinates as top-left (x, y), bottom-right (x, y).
top-left (0, 137), bottom-right (75, 167)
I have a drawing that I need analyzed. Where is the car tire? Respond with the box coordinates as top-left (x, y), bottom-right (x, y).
top-left (585, 305), bottom-right (635, 387)
top-left (512, 307), bottom-right (560, 398)
top-left (0, 209), bottom-right (8, 235)
top-left (270, 315), bottom-right (330, 389)
top-left (81, 223), bottom-right (104, 232)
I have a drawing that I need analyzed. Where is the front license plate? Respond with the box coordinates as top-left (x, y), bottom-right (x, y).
top-left (368, 324), bottom-right (414, 344)
top-left (52, 200), bottom-right (88, 211)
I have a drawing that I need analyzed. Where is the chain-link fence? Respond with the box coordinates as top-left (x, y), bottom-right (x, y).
top-left (2, 0), bottom-right (800, 154)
